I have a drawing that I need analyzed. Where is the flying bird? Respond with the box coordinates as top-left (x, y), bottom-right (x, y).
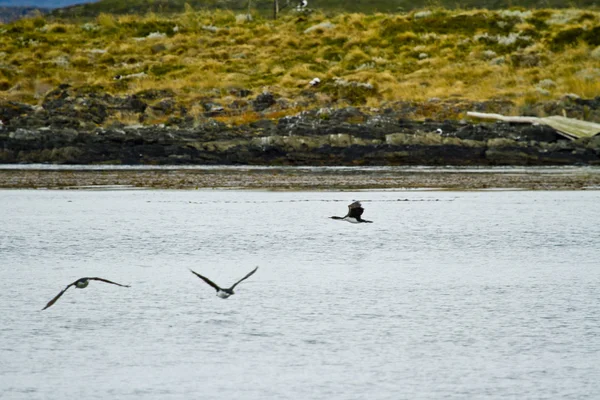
top-left (330, 201), bottom-right (373, 223)
top-left (190, 267), bottom-right (258, 299)
top-left (42, 277), bottom-right (130, 310)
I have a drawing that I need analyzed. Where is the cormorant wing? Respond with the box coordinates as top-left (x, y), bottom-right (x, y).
top-left (88, 277), bottom-right (130, 287)
top-left (229, 267), bottom-right (258, 290)
top-left (42, 280), bottom-right (78, 310)
top-left (348, 206), bottom-right (365, 219)
top-left (190, 269), bottom-right (222, 292)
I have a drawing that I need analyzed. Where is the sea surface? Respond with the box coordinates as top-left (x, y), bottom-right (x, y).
top-left (1, 189), bottom-right (599, 399)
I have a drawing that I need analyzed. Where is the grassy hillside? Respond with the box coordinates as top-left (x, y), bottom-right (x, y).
top-left (1, 8), bottom-right (599, 125)
top-left (51, 0), bottom-right (600, 19)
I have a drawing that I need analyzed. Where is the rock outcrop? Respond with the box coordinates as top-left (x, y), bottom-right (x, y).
top-left (1, 86), bottom-right (600, 166)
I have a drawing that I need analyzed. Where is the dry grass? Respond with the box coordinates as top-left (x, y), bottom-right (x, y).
top-left (1, 8), bottom-right (599, 118)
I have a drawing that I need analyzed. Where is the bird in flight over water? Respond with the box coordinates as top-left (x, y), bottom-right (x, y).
top-left (330, 201), bottom-right (373, 223)
top-left (42, 277), bottom-right (130, 310)
top-left (189, 267), bottom-right (258, 299)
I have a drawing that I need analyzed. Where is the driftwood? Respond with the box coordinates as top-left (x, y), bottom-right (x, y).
top-left (467, 112), bottom-right (600, 140)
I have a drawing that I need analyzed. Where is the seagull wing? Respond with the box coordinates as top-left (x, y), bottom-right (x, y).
top-left (88, 277), bottom-right (130, 287)
top-left (190, 269), bottom-right (222, 292)
top-left (42, 281), bottom-right (77, 310)
top-left (229, 267), bottom-right (258, 290)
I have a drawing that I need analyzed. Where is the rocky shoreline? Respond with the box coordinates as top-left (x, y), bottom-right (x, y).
top-left (1, 166), bottom-right (599, 190)
top-left (2, 85), bottom-right (600, 166)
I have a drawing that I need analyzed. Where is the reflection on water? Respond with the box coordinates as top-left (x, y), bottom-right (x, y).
top-left (1, 189), bottom-right (599, 400)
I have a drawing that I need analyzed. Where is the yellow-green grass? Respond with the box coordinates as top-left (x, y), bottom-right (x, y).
top-left (1, 8), bottom-right (599, 125)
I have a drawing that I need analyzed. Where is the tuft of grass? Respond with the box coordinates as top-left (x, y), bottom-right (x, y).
top-left (97, 13), bottom-right (117, 28)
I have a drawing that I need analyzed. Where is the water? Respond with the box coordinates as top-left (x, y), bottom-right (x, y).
top-left (1, 189), bottom-right (599, 399)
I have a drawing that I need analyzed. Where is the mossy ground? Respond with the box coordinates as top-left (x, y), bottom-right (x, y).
top-left (1, 7), bottom-right (600, 125)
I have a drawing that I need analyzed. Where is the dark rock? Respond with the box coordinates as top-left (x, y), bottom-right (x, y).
top-left (249, 119), bottom-right (276, 132)
top-left (0, 101), bottom-right (34, 125)
top-left (151, 99), bottom-right (177, 116)
top-left (229, 99), bottom-right (249, 111)
top-left (574, 96), bottom-right (600, 110)
top-left (9, 114), bottom-right (49, 129)
top-left (449, 122), bottom-right (558, 142)
top-left (229, 88), bottom-right (252, 98)
top-left (518, 125), bottom-right (563, 142)
top-left (41, 85), bottom-right (113, 126)
top-left (169, 115), bottom-right (195, 128)
top-left (253, 92), bottom-right (276, 112)
top-left (119, 95), bottom-right (148, 114)
top-left (48, 115), bottom-right (85, 129)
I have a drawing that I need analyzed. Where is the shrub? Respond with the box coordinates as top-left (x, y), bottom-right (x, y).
top-left (550, 27), bottom-right (585, 50)
top-left (584, 26), bottom-right (600, 46)
top-left (97, 13), bottom-right (117, 29)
